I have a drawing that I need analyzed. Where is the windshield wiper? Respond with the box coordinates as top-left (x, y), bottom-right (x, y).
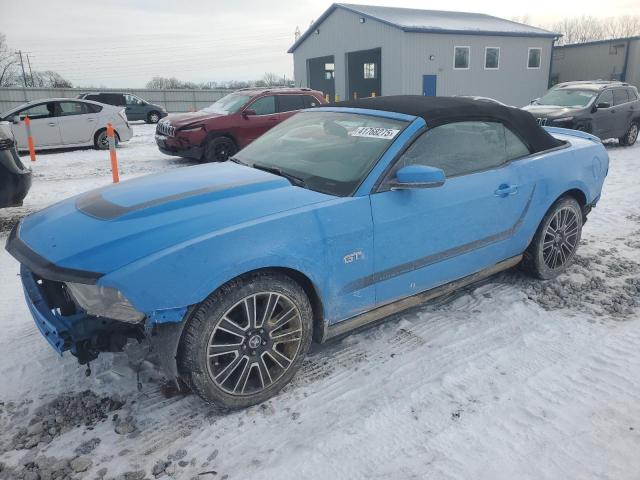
top-left (252, 163), bottom-right (307, 188)
top-left (228, 156), bottom-right (247, 165)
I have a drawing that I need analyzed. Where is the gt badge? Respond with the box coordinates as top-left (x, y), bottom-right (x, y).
top-left (344, 251), bottom-right (364, 264)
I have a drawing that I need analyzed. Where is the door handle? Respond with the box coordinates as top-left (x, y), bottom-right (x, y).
top-left (87, 118), bottom-right (95, 122)
top-left (494, 184), bottom-right (518, 197)
top-left (268, 117), bottom-right (278, 121)
top-left (48, 122), bottom-right (56, 127)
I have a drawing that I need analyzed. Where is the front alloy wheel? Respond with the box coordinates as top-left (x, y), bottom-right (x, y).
top-left (207, 293), bottom-right (304, 396)
top-left (179, 273), bottom-right (313, 408)
top-left (204, 137), bottom-right (237, 163)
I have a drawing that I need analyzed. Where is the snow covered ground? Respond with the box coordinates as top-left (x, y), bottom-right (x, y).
top-left (0, 124), bottom-right (639, 480)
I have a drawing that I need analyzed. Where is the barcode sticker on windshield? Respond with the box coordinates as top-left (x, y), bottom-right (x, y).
top-left (349, 127), bottom-right (400, 139)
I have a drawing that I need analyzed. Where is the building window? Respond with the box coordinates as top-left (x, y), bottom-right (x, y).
top-left (363, 62), bottom-right (376, 79)
top-left (528, 48), bottom-right (541, 69)
top-left (454, 46), bottom-right (470, 69)
top-left (485, 47), bottom-right (500, 69)
top-left (324, 63), bottom-right (335, 80)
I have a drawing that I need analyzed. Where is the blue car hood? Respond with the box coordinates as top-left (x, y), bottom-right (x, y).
top-left (18, 162), bottom-right (332, 275)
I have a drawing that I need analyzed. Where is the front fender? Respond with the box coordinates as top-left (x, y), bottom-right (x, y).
top-left (98, 202), bottom-right (337, 321)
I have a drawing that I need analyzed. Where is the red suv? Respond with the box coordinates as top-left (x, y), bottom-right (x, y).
top-left (156, 88), bottom-right (325, 162)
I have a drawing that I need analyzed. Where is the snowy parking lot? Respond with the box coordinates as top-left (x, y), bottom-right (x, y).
top-left (0, 123), bottom-right (639, 480)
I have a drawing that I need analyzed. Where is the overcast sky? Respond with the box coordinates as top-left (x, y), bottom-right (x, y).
top-left (2, 0), bottom-right (639, 87)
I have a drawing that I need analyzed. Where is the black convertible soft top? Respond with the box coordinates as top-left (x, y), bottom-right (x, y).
top-left (331, 95), bottom-right (564, 153)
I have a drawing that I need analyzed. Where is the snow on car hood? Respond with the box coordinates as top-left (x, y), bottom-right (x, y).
top-left (521, 105), bottom-right (583, 118)
top-left (17, 162), bottom-right (332, 275)
top-left (162, 110), bottom-right (224, 128)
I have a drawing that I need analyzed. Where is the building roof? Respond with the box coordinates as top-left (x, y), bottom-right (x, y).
top-left (288, 3), bottom-right (559, 53)
top-left (555, 35), bottom-right (640, 49)
top-left (328, 95), bottom-right (563, 153)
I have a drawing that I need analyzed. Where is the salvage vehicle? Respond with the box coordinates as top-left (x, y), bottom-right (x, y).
top-left (0, 121), bottom-right (31, 208)
top-left (77, 92), bottom-right (168, 124)
top-left (6, 96), bottom-right (609, 408)
top-left (155, 88), bottom-right (325, 162)
top-left (523, 81), bottom-right (639, 146)
top-left (0, 99), bottom-right (133, 151)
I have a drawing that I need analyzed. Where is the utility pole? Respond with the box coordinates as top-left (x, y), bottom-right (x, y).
top-left (26, 54), bottom-right (34, 87)
top-left (15, 50), bottom-right (28, 87)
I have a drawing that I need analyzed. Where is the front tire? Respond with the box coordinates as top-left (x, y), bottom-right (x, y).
top-left (178, 272), bottom-right (313, 408)
top-left (522, 196), bottom-right (583, 280)
top-left (619, 122), bottom-right (639, 146)
top-left (203, 136), bottom-right (237, 163)
top-left (147, 111), bottom-right (161, 124)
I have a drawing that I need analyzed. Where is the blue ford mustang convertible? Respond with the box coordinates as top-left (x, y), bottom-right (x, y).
top-left (6, 96), bottom-right (608, 407)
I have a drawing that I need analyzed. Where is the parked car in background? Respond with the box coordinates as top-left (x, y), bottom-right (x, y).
top-left (0, 121), bottom-right (31, 208)
top-left (0, 99), bottom-right (133, 151)
top-left (155, 88), bottom-right (325, 162)
top-left (77, 92), bottom-right (167, 124)
top-left (7, 96), bottom-right (608, 408)
top-left (523, 81), bottom-right (639, 146)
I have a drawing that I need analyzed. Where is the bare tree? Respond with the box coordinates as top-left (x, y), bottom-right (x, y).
top-left (552, 15), bottom-right (640, 45)
top-left (262, 72), bottom-right (281, 87)
top-left (32, 70), bottom-right (72, 88)
top-left (0, 33), bottom-right (18, 87)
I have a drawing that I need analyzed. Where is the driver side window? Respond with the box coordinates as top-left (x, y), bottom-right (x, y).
top-left (17, 102), bottom-right (57, 120)
top-left (249, 96), bottom-right (276, 115)
top-left (596, 90), bottom-right (613, 107)
top-left (398, 121), bottom-right (530, 177)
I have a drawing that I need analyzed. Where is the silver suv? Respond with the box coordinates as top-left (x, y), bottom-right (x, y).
top-left (523, 81), bottom-right (639, 146)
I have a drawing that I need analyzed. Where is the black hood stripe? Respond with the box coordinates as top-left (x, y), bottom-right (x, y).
top-left (76, 178), bottom-right (270, 220)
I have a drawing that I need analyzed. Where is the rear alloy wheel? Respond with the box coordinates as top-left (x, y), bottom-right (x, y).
top-left (178, 273), bottom-right (313, 408)
top-left (522, 196), bottom-right (583, 279)
top-left (204, 136), bottom-right (237, 163)
top-left (619, 122), bottom-right (639, 146)
top-left (147, 111), bottom-right (161, 124)
top-left (94, 129), bottom-right (118, 150)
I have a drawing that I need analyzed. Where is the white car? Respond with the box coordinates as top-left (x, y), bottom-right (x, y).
top-left (0, 98), bottom-right (133, 151)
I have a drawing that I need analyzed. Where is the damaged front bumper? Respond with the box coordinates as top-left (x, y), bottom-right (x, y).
top-left (6, 222), bottom-right (188, 379)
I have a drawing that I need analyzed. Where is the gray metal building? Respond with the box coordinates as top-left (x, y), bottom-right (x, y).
top-left (289, 3), bottom-right (559, 107)
top-left (551, 36), bottom-right (640, 89)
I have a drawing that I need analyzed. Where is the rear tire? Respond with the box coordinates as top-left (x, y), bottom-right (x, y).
top-left (93, 129), bottom-right (118, 150)
top-left (521, 196), bottom-right (583, 280)
top-left (203, 136), bottom-right (237, 163)
top-left (178, 272), bottom-right (313, 408)
top-left (619, 122), bottom-right (639, 146)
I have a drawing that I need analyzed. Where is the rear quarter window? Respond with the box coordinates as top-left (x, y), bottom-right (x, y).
top-left (303, 95), bottom-right (321, 108)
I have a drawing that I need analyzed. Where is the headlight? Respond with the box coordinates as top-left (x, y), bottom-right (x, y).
top-left (179, 125), bottom-right (204, 133)
top-left (553, 116), bottom-right (574, 123)
top-left (66, 283), bottom-right (144, 323)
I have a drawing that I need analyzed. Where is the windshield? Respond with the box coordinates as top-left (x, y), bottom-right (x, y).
top-left (203, 93), bottom-right (252, 114)
top-left (235, 111), bottom-right (408, 196)
top-left (536, 89), bottom-right (596, 107)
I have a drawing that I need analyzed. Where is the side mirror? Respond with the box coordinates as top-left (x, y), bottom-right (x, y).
top-left (389, 165), bottom-right (445, 190)
top-left (242, 109), bottom-right (257, 118)
top-left (530, 98), bottom-right (539, 104)
top-left (10, 116), bottom-right (20, 124)
top-left (596, 102), bottom-right (611, 110)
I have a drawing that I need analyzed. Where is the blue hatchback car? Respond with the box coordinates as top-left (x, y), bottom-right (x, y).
top-left (6, 96), bottom-right (608, 407)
